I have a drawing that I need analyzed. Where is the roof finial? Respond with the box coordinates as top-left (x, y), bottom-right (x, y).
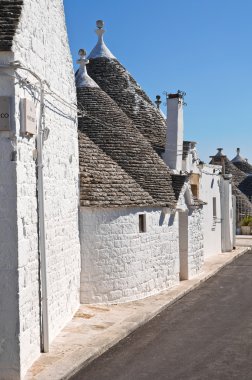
top-left (77, 48), bottom-right (88, 66)
top-left (95, 20), bottom-right (105, 41)
top-left (155, 95), bottom-right (162, 109)
top-left (96, 20), bottom-right (104, 29)
top-left (87, 20), bottom-right (116, 60)
top-left (75, 48), bottom-right (99, 88)
top-left (231, 147), bottom-right (244, 162)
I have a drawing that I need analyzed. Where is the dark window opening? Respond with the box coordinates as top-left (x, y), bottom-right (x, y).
top-left (139, 214), bottom-right (146, 233)
top-left (213, 197), bottom-right (217, 218)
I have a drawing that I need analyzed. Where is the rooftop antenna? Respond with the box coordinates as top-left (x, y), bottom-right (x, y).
top-left (163, 90), bottom-right (187, 106)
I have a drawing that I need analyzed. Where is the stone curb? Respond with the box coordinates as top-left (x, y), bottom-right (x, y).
top-left (28, 247), bottom-right (250, 380)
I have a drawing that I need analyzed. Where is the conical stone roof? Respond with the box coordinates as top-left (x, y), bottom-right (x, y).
top-left (233, 160), bottom-right (252, 174)
top-left (79, 132), bottom-right (155, 207)
top-left (210, 148), bottom-right (252, 211)
top-left (77, 85), bottom-right (176, 208)
top-left (87, 22), bottom-right (167, 156)
top-left (231, 148), bottom-right (252, 174)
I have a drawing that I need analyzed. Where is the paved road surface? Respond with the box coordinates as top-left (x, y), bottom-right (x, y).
top-left (72, 251), bottom-right (252, 380)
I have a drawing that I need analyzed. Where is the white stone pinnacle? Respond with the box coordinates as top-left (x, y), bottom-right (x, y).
top-left (87, 20), bottom-right (116, 60)
top-left (75, 48), bottom-right (99, 88)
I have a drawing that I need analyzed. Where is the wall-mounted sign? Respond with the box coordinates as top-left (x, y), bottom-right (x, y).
top-left (21, 98), bottom-right (37, 135)
top-left (0, 97), bottom-right (10, 131)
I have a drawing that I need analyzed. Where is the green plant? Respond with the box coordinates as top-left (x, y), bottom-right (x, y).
top-left (239, 216), bottom-right (252, 226)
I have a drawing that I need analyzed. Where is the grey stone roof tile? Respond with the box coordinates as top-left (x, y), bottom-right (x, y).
top-left (0, 0), bottom-right (23, 51)
top-left (232, 185), bottom-right (252, 216)
top-left (238, 175), bottom-right (252, 200)
top-left (232, 160), bottom-right (252, 175)
top-left (79, 132), bottom-right (156, 207)
top-left (210, 155), bottom-right (252, 206)
top-left (171, 174), bottom-right (187, 200)
top-left (210, 156), bottom-right (247, 188)
top-left (77, 86), bottom-right (176, 208)
top-left (87, 57), bottom-right (167, 155)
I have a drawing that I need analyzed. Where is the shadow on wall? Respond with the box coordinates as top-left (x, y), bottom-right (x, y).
top-left (159, 213), bottom-right (175, 227)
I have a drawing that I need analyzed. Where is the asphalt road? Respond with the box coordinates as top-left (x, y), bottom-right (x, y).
top-left (72, 251), bottom-right (252, 380)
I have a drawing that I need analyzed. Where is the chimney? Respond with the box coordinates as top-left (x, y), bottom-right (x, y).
top-left (163, 91), bottom-right (185, 172)
top-left (210, 148), bottom-right (226, 174)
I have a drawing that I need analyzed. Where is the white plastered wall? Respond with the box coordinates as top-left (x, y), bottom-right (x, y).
top-left (0, 1), bottom-right (80, 378)
top-left (182, 149), bottom-right (200, 174)
top-left (199, 165), bottom-right (222, 257)
top-left (220, 177), bottom-right (233, 252)
top-left (177, 183), bottom-right (204, 278)
top-left (80, 207), bottom-right (179, 304)
top-left (0, 52), bottom-right (20, 380)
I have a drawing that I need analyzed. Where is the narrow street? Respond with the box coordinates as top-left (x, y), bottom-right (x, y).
top-left (71, 251), bottom-right (252, 380)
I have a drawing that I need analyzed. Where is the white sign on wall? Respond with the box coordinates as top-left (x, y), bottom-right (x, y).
top-left (0, 97), bottom-right (10, 131)
top-left (21, 98), bottom-right (37, 135)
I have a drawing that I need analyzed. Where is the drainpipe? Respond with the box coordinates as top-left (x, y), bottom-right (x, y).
top-left (37, 81), bottom-right (49, 353)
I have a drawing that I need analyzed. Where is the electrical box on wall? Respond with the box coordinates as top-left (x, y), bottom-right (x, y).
top-left (0, 97), bottom-right (11, 131)
top-left (21, 98), bottom-right (37, 135)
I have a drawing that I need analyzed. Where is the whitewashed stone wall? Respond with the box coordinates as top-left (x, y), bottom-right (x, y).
top-left (182, 147), bottom-right (200, 174)
top-left (199, 165), bottom-right (222, 257)
top-left (80, 207), bottom-right (179, 304)
top-left (0, 52), bottom-right (20, 379)
top-left (177, 183), bottom-right (204, 278)
top-left (188, 208), bottom-right (204, 276)
top-left (220, 177), bottom-right (234, 252)
top-left (0, 1), bottom-right (80, 378)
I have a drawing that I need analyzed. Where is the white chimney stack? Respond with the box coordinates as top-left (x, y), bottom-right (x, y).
top-left (163, 92), bottom-right (185, 172)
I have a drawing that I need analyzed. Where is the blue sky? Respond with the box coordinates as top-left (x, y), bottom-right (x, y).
top-left (64, 0), bottom-right (252, 163)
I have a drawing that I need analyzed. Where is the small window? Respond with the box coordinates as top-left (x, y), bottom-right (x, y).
top-left (139, 214), bottom-right (146, 233)
top-left (191, 184), bottom-right (198, 197)
top-left (213, 197), bottom-right (217, 218)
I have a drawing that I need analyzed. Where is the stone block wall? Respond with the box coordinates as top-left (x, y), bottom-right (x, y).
top-left (80, 207), bottom-right (179, 304)
top-left (177, 183), bottom-right (204, 278)
top-left (188, 208), bottom-right (204, 277)
top-left (0, 52), bottom-right (20, 379)
top-left (199, 165), bottom-right (222, 257)
top-left (0, 1), bottom-right (80, 378)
